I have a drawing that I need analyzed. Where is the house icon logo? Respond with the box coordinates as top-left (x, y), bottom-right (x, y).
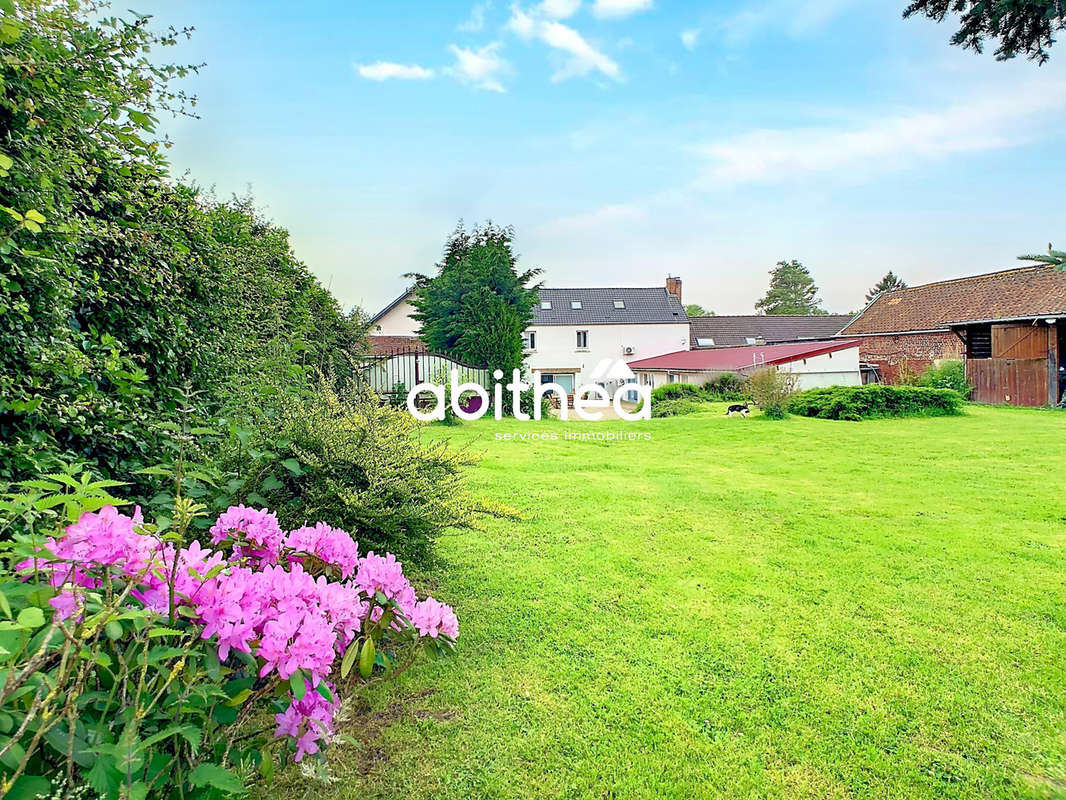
top-left (588, 359), bottom-right (636, 383)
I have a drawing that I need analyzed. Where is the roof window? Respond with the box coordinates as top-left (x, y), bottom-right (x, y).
top-left (540, 301), bottom-right (552, 310)
top-left (571, 301), bottom-right (582, 309)
top-left (613, 300), bottom-right (625, 309)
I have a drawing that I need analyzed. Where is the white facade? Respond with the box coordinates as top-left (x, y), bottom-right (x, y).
top-left (525, 322), bottom-right (690, 392)
top-left (372, 298), bottom-right (419, 336)
top-left (634, 345), bottom-right (862, 392)
top-left (370, 290), bottom-right (689, 393)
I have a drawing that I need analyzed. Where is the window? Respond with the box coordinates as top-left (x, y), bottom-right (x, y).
top-left (576, 330), bottom-right (589, 349)
top-left (613, 300), bottom-right (625, 309)
top-left (669, 373), bottom-right (680, 383)
top-left (540, 301), bottom-right (552, 310)
top-left (570, 300), bottom-right (582, 309)
top-left (522, 331), bottom-right (536, 350)
top-left (696, 337), bottom-right (715, 347)
top-left (967, 324), bottom-right (992, 359)
top-left (745, 336), bottom-right (757, 345)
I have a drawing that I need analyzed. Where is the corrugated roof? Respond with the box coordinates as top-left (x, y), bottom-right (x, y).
top-left (628, 339), bottom-right (860, 372)
top-left (532, 287), bottom-right (685, 326)
top-left (840, 265), bottom-right (1066, 335)
top-left (689, 314), bottom-right (854, 347)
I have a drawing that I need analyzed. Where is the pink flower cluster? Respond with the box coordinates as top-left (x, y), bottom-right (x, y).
top-left (285, 522), bottom-right (360, 579)
top-left (274, 681), bottom-right (340, 761)
top-left (21, 505), bottom-right (459, 762)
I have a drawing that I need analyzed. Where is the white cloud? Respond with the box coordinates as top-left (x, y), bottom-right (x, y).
top-left (698, 77), bottom-right (1066, 184)
top-left (446, 42), bottom-right (510, 92)
top-left (508, 5), bottom-right (621, 81)
top-left (680, 27), bottom-right (700, 50)
top-left (355, 62), bottom-right (435, 81)
top-left (458, 2), bottom-right (490, 32)
top-left (591, 0), bottom-right (653, 19)
top-left (714, 0), bottom-right (855, 44)
top-left (538, 0), bottom-right (581, 18)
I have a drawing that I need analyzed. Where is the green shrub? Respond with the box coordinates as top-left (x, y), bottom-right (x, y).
top-left (519, 387), bottom-right (554, 420)
top-left (703, 372), bottom-right (748, 401)
top-left (747, 367), bottom-right (797, 420)
top-left (650, 398), bottom-right (705, 418)
top-left (787, 385), bottom-right (964, 421)
top-left (219, 377), bottom-right (513, 564)
top-left (918, 360), bottom-right (972, 398)
top-left (651, 383), bottom-right (703, 403)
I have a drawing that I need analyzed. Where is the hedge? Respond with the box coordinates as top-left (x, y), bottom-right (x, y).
top-left (787, 385), bottom-right (964, 421)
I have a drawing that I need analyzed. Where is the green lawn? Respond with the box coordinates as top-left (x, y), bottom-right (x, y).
top-left (267, 404), bottom-right (1066, 800)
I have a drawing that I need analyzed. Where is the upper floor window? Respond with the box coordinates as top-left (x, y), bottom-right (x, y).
top-left (522, 331), bottom-right (537, 350)
top-left (540, 301), bottom-right (552, 310)
top-left (570, 301), bottom-right (582, 309)
top-left (576, 330), bottom-right (589, 349)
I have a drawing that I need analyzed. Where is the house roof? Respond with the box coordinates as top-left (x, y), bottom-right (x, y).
top-left (689, 314), bottom-right (854, 347)
top-left (366, 335), bottom-right (425, 355)
top-left (840, 265), bottom-right (1066, 335)
top-left (532, 287), bottom-right (686, 326)
top-left (628, 339), bottom-right (860, 372)
top-left (369, 288), bottom-right (414, 325)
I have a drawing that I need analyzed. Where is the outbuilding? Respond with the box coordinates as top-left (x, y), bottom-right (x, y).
top-left (627, 339), bottom-right (862, 391)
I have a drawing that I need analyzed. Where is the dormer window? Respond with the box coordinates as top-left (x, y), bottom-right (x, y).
top-left (570, 301), bottom-right (582, 309)
top-left (613, 300), bottom-right (625, 309)
top-left (540, 301), bottom-right (552, 310)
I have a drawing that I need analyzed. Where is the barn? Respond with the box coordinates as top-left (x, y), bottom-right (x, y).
top-left (840, 265), bottom-right (1066, 406)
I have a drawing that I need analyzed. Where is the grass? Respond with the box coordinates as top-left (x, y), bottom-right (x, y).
top-left (264, 403), bottom-right (1066, 800)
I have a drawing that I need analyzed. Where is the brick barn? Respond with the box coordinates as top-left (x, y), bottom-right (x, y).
top-left (840, 265), bottom-right (1066, 406)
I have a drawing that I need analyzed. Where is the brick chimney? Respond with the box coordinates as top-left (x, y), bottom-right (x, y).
top-left (665, 275), bottom-right (682, 304)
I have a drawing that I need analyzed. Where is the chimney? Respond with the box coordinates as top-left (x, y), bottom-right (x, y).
top-left (665, 275), bottom-right (682, 304)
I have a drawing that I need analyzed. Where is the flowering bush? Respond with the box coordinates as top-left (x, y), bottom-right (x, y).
top-left (1, 499), bottom-right (456, 797)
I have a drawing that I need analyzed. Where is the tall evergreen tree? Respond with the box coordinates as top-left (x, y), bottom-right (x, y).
top-left (866, 271), bottom-right (908, 302)
top-left (903, 0), bottom-right (1065, 63)
top-left (408, 222), bottom-right (542, 375)
top-left (754, 260), bottom-right (826, 315)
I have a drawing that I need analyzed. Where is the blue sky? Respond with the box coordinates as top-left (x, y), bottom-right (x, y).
top-left (137, 0), bottom-right (1066, 316)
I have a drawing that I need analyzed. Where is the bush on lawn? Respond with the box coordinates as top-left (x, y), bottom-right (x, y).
top-left (650, 398), bottom-right (705, 418)
top-left (0, 481), bottom-right (457, 799)
top-left (787, 385), bottom-right (964, 420)
top-left (918, 360), bottom-right (972, 398)
top-left (747, 367), bottom-right (797, 420)
top-left (217, 377), bottom-right (513, 564)
top-left (651, 383), bottom-right (704, 403)
top-left (703, 372), bottom-right (748, 401)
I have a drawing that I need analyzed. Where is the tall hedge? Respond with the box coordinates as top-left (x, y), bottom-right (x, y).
top-left (0, 1), bottom-right (363, 484)
top-left (787, 385), bottom-right (964, 420)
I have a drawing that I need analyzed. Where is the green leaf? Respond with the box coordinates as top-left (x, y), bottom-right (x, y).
top-left (359, 636), bottom-right (376, 679)
top-left (16, 606), bottom-right (44, 629)
top-left (279, 458), bottom-right (303, 476)
top-left (23, 209), bottom-right (45, 224)
top-left (105, 619), bottom-right (123, 640)
top-left (0, 152), bottom-right (12, 171)
top-left (315, 682), bottom-right (334, 702)
top-left (341, 640), bottom-right (359, 678)
top-left (5, 776), bottom-right (52, 800)
top-left (289, 671), bottom-right (307, 700)
top-left (188, 763), bottom-right (245, 795)
top-left (260, 475), bottom-right (283, 491)
top-left (227, 688), bottom-right (253, 706)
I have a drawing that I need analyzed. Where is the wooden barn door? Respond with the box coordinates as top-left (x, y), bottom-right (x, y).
top-left (968, 324), bottom-right (1049, 406)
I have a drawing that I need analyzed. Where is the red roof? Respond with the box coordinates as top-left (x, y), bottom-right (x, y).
top-left (840, 265), bottom-right (1066, 335)
top-left (366, 335), bottom-right (425, 355)
top-left (628, 339), bottom-right (860, 371)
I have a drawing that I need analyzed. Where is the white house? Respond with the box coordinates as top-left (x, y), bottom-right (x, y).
top-left (627, 339), bottom-right (863, 391)
top-left (368, 279), bottom-right (691, 396)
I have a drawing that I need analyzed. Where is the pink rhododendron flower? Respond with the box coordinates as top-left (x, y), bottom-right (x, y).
top-left (354, 552), bottom-right (417, 619)
top-left (209, 505), bottom-right (285, 564)
top-left (285, 523), bottom-right (359, 578)
top-left (410, 597), bottom-right (459, 639)
top-left (18, 504), bottom-right (458, 762)
top-left (274, 681), bottom-right (340, 762)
